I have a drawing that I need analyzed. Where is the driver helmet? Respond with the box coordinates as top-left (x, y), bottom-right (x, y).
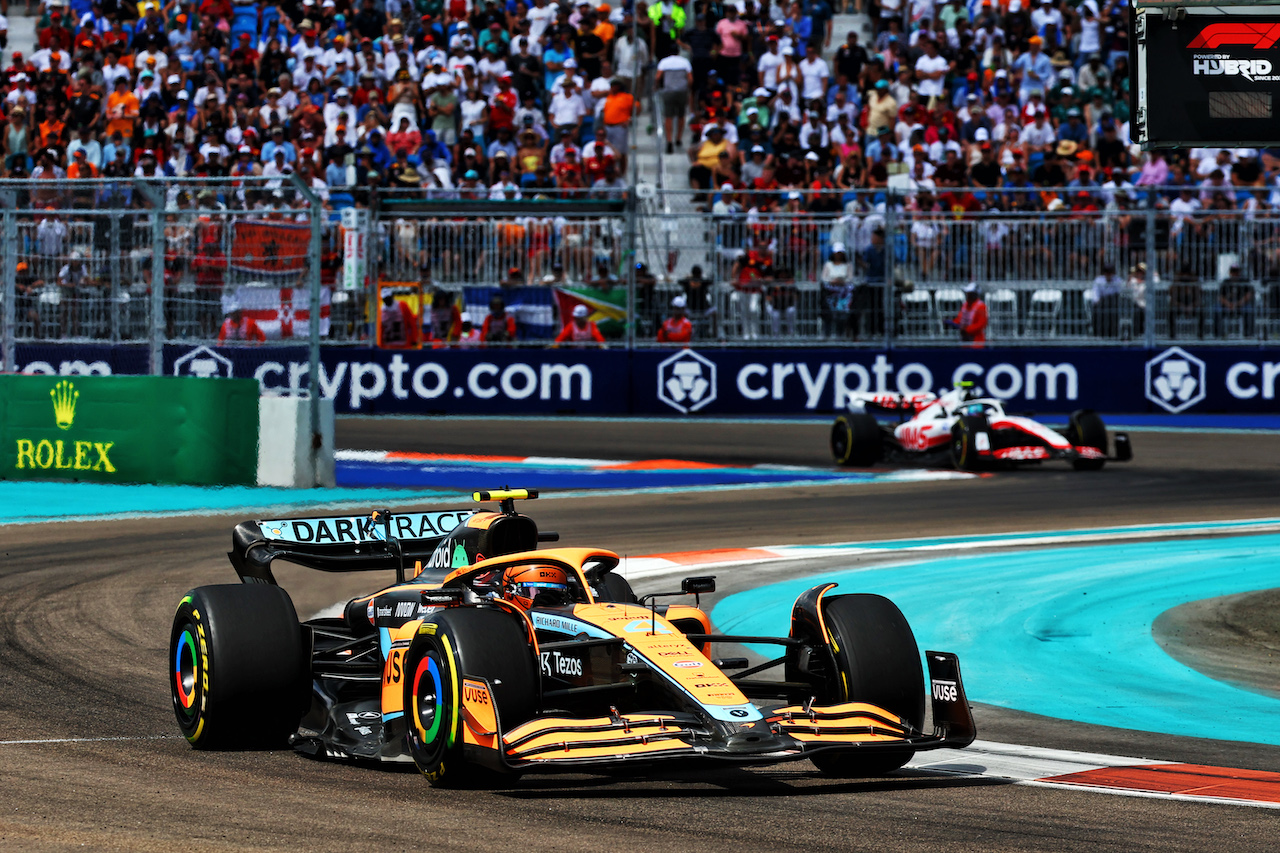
top-left (502, 564), bottom-right (572, 610)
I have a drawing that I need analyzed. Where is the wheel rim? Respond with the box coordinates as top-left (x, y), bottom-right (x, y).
top-left (952, 434), bottom-right (964, 465)
top-left (831, 422), bottom-right (848, 459)
top-left (174, 626), bottom-right (199, 712)
top-left (412, 652), bottom-right (445, 751)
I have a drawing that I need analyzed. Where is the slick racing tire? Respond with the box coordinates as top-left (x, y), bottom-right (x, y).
top-left (831, 414), bottom-right (882, 466)
top-left (1066, 409), bottom-right (1107, 471)
top-left (170, 584), bottom-right (309, 750)
top-left (810, 594), bottom-right (925, 778)
top-left (404, 608), bottom-right (537, 788)
top-left (949, 416), bottom-right (986, 471)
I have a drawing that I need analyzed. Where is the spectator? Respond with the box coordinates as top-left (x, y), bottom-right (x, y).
top-left (946, 283), bottom-right (988, 346)
top-left (657, 295), bottom-right (693, 343)
top-left (482, 295), bottom-right (517, 343)
top-left (600, 77), bottom-right (636, 153)
top-left (1215, 264), bottom-right (1256, 337)
top-left (218, 306), bottom-right (266, 344)
top-left (656, 49), bottom-right (692, 153)
top-left (553, 304), bottom-right (606, 348)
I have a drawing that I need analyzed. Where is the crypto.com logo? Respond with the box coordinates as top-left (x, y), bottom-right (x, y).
top-left (1187, 23), bottom-right (1280, 50)
top-left (657, 349), bottom-right (717, 414)
top-left (1145, 347), bottom-right (1206, 414)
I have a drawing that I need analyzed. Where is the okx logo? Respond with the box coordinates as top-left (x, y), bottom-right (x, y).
top-left (1187, 23), bottom-right (1280, 50)
top-left (657, 349), bottom-right (717, 414)
top-left (1145, 347), bottom-right (1206, 413)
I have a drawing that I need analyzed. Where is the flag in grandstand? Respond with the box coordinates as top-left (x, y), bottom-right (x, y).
top-left (554, 286), bottom-right (628, 338)
top-left (223, 286), bottom-right (331, 339)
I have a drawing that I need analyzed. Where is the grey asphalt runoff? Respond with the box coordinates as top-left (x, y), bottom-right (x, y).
top-left (1, 418), bottom-right (1279, 851)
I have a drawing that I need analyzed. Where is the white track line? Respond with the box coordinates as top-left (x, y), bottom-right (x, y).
top-left (0, 735), bottom-right (180, 745)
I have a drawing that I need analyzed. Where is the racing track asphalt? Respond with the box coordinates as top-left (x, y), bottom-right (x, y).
top-left (2, 419), bottom-right (1280, 851)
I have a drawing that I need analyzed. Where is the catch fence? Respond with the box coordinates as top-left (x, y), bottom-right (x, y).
top-left (3, 181), bottom-right (1278, 368)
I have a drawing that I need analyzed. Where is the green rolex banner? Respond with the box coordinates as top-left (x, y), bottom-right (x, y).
top-left (0, 375), bottom-right (259, 486)
top-left (553, 286), bottom-right (629, 338)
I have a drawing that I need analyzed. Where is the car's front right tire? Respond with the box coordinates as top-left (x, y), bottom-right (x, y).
top-left (169, 584), bottom-right (309, 749)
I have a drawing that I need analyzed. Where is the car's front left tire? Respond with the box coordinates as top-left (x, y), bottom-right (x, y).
top-left (809, 593), bottom-right (925, 778)
top-left (403, 608), bottom-right (537, 787)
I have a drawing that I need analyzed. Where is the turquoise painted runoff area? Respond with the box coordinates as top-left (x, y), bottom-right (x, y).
top-left (0, 481), bottom-right (462, 523)
top-left (714, 533), bottom-right (1280, 745)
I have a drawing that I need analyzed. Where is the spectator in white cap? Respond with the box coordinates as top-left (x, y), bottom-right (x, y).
top-left (324, 87), bottom-right (357, 131)
top-left (553, 302), bottom-right (606, 348)
top-left (945, 283), bottom-right (988, 346)
top-left (821, 242), bottom-right (854, 338)
top-left (657, 294), bottom-right (693, 343)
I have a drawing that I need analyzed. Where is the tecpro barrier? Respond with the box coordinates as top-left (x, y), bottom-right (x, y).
top-left (0, 374), bottom-right (259, 485)
top-left (11, 343), bottom-right (1280, 416)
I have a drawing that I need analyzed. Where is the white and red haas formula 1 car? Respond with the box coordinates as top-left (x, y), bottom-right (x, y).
top-left (830, 383), bottom-right (1132, 471)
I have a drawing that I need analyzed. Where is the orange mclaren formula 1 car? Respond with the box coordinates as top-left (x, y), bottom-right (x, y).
top-left (170, 491), bottom-right (976, 786)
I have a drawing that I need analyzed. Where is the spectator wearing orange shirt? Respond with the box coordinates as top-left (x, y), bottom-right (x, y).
top-left (105, 77), bottom-right (139, 140)
top-left (601, 77), bottom-right (637, 155)
top-left (553, 304), bottom-right (606, 348)
top-left (657, 295), bottom-right (693, 343)
top-left (945, 283), bottom-right (988, 347)
top-left (218, 306), bottom-right (266, 343)
top-left (66, 148), bottom-right (98, 179)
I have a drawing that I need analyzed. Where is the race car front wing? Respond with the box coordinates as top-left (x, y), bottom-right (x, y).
top-left (491, 651), bottom-right (976, 769)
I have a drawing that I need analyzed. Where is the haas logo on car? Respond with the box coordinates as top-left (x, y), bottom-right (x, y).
top-left (657, 349), bottom-right (717, 414)
top-left (931, 679), bottom-right (959, 702)
top-left (540, 650), bottom-right (583, 677)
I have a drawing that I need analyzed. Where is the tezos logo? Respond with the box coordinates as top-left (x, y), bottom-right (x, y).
top-left (173, 345), bottom-right (234, 379)
top-left (1145, 346), bottom-right (1206, 413)
top-left (657, 349), bottom-right (717, 414)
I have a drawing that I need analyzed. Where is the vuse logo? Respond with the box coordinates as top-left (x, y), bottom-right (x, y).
top-left (1145, 347), bottom-right (1206, 413)
top-left (657, 349), bottom-right (717, 413)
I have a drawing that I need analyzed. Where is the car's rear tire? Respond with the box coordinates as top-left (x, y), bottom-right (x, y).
top-left (810, 593), bottom-right (925, 777)
top-left (950, 416), bottom-right (985, 471)
top-left (1067, 409), bottom-right (1107, 471)
top-left (169, 584), bottom-right (309, 750)
top-left (404, 608), bottom-right (537, 788)
top-left (831, 414), bottom-right (882, 466)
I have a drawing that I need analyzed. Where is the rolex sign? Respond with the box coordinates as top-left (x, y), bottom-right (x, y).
top-left (0, 375), bottom-right (259, 485)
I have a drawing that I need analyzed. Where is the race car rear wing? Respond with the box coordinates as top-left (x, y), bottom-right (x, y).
top-left (229, 509), bottom-right (473, 585)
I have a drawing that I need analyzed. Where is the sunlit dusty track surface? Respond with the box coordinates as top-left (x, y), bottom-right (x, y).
top-left (2, 420), bottom-right (1279, 851)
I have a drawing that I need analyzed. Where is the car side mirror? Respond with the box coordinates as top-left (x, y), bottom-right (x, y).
top-left (681, 576), bottom-right (716, 595)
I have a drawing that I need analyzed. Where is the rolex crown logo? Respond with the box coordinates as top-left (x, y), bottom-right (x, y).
top-left (51, 380), bottom-right (79, 430)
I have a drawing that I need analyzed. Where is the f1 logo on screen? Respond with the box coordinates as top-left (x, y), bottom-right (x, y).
top-left (1187, 23), bottom-right (1280, 50)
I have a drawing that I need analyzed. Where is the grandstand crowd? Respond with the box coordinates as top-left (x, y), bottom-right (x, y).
top-left (1, 0), bottom-right (1279, 345)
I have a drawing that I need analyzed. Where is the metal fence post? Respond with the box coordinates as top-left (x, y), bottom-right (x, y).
top-left (625, 188), bottom-right (636, 349)
top-left (289, 174), bottom-right (324, 488)
top-left (132, 180), bottom-right (167, 375)
top-left (108, 215), bottom-right (121, 343)
top-left (1145, 196), bottom-right (1157, 349)
top-left (884, 197), bottom-right (897, 350)
top-left (1, 197), bottom-right (16, 373)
